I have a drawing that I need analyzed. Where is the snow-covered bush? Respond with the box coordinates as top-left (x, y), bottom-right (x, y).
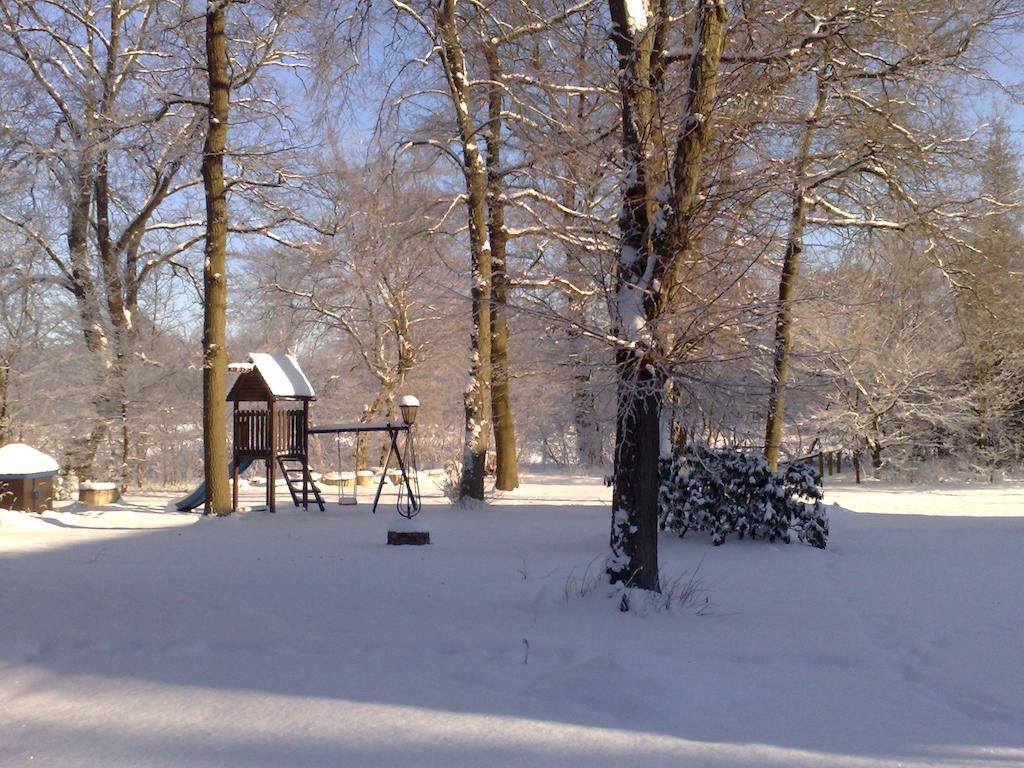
top-left (659, 447), bottom-right (828, 548)
top-left (440, 458), bottom-right (462, 503)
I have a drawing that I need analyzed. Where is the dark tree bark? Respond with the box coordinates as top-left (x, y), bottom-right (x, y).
top-left (607, 0), bottom-right (728, 599)
top-left (607, 0), bottom-right (661, 593)
top-left (201, 0), bottom-right (231, 516)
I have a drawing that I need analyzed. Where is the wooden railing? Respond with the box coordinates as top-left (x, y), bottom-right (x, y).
top-left (234, 408), bottom-right (306, 458)
top-left (275, 409), bottom-right (306, 457)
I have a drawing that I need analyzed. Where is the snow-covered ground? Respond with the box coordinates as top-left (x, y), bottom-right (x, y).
top-left (1, 474), bottom-right (1022, 767)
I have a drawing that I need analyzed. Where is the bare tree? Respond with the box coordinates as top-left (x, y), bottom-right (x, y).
top-left (605, 0), bottom-right (728, 597)
top-left (263, 160), bottom-right (445, 468)
top-left (0, 0), bottom-right (209, 483)
top-left (761, 0), bottom-right (1024, 468)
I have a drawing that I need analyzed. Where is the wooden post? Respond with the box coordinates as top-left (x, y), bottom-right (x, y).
top-left (267, 399), bottom-right (276, 513)
top-left (232, 401), bottom-right (239, 512)
top-left (301, 401), bottom-right (310, 509)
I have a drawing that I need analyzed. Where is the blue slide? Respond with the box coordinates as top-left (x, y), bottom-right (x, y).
top-left (176, 459), bottom-right (254, 511)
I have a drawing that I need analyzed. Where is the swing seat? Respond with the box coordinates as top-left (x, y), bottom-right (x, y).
top-left (322, 471), bottom-right (358, 505)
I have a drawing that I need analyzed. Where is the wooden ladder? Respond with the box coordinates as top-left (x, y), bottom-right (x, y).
top-left (277, 457), bottom-right (325, 511)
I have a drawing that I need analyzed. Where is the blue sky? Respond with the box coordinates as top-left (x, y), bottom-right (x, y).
top-left (984, 31), bottom-right (1024, 138)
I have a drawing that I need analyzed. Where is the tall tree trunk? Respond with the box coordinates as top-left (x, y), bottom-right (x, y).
top-left (67, 163), bottom-right (113, 480)
top-left (610, 356), bottom-right (663, 594)
top-left (96, 148), bottom-right (135, 491)
top-left (607, 0), bottom-right (662, 594)
top-left (764, 70), bottom-right (828, 470)
top-left (201, 0), bottom-right (231, 516)
top-left (607, 0), bottom-right (727, 600)
top-left (485, 43), bottom-right (519, 492)
top-left (436, 1), bottom-right (492, 501)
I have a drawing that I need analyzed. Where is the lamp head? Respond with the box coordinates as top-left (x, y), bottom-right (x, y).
top-left (398, 395), bottom-right (420, 425)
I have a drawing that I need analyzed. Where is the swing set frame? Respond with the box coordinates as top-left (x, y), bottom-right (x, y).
top-left (309, 422), bottom-right (420, 515)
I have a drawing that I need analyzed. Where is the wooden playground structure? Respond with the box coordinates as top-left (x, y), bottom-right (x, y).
top-left (225, 353), bottom-right (419, 515)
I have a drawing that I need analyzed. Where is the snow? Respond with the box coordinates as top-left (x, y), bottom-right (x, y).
top-left (79, 481), bottom-right (117, 490)
top-left (0, 442), bottom-right (59, 477)
top-left (245, 352), bottom-right (316, 399)
top-left (387, 512), bottom-right (429, 533)
top-left (623, 0), bottom-right (650, 34)
top-left (397, 395), bottom-right (420, 408)
top-left (616, 283), bottom-right (648, 343)
top-left (1, 475), bottom-right (1022, 767)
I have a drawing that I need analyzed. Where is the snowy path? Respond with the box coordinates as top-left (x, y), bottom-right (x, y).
top-left (1, 476), bottom-right (1022, 767)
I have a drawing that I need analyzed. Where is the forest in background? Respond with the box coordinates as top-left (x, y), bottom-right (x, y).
top-left (0, 0), bottom-right (1022, 504)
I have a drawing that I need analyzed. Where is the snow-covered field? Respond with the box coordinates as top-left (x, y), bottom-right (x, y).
top-left (1, 474), bottom-right (1022, 767)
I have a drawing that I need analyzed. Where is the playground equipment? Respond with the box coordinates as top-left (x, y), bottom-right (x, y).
top-left (227, 353), bottom-right (324, 513)
top-left (310, 420), bottom-right (420, 517)
top-left (177, 353), bottom-right (420, 515)
top-left (395, 395), bottom-right (421, 519)
top-left (175, 459), bottom-right (254, 512)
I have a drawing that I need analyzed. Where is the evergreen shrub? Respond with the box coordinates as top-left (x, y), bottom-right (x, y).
top-left (659, 446), bottom-right (829, 548)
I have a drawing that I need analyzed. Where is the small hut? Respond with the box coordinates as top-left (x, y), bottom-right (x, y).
top-left (0, 443), bottom-right (58, 513)
top-left (227, 353), bottom-right (323, 513)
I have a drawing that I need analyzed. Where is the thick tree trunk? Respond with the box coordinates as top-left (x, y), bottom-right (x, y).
top-left (485, 44), bottom-right (519, 492)
top-left (436, 1), bottom-right (492, 502)
top-left (66, 159), bottom-right (113, 480)
top-left (96, 150), bottom-right (135, 491)
top-left (610, 357), bottom-right (662, 594)
top-left (607, 0), bottom-right (661, 594)
top-left (606, 0), bottom-right (727, 600)
top-left (764, 72), bottom-right (828, 470)
top-left (490, 276), bottom-right (518, 489)
top-left (201, 0), bottom-right (231, 516)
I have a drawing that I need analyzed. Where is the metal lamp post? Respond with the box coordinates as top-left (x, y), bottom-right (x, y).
top-left (387, 395), bottom-right (427, 543)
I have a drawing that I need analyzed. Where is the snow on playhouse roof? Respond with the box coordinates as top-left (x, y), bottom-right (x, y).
top-left (228, 353), bottom-right (315, 400)
top-left (0, 443), bottom-right (59, 479)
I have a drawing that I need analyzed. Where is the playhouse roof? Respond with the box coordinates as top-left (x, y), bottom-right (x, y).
top-left (227, 353), bottom-right (315, 401)
top-left (0, 443), bottom-right (59, 479)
